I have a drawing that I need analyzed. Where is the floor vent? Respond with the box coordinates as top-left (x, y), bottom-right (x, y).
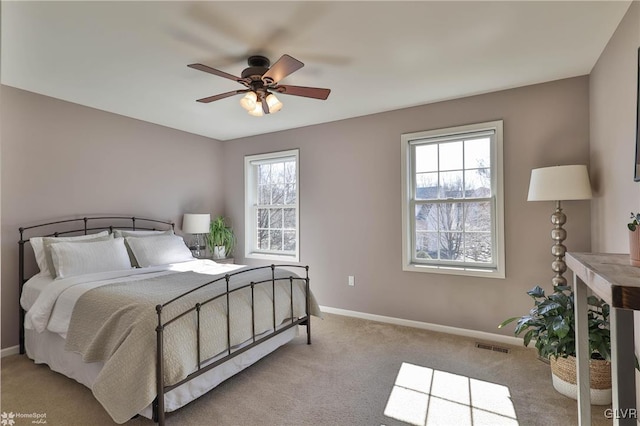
top-left (475, 342), bottom-right (510, 354)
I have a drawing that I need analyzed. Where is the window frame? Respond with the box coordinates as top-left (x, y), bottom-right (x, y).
top-left (401, 121), bottom-right (505, 279)
top-left (244, 149), bottom-right (300, 262)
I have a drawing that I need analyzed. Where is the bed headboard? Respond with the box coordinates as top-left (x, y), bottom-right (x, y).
top-left (18, 215), bottom-right (175, 354)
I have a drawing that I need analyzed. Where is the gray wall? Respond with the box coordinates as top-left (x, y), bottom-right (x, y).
top-left (0, 85), bottom-right (226, 348)
top-left (0, 73), bottom-right (596, 348)
top-left (223, 77), bottom-right (592, 337)
top-left (590, 0), bottom-right (640, 252)
top-left (588, 0), bottom-right (640, 401)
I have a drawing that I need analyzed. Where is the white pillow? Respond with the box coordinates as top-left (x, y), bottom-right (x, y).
top-left (113, 229), bottom-right (174, 238)
top-left (31, 230), bottom-right (110, 276)
top-left (43, 234), bottom-right (113, 277)
top-left (125, 235), bottom-right (194, 267)
top-left (50, 237), bottom-right (132, 279)
top-left (113, 229), bottom-right (174, 267)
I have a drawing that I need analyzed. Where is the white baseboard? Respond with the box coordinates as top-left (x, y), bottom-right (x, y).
top-left (320, 305), bottom-right (524, 348)
top-left (1, 345), bottom-right (19, 358)
top-left (0, 310), bottom-right (523, 357)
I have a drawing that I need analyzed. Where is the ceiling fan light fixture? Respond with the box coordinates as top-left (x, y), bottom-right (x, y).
top-left (240, 91), bottom-right (257, 111)
top-left (247, 103), bottom-right (264, 117)
top-left (266, 93), bottom-right (283, 113)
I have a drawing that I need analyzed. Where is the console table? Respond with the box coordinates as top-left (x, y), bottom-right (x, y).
top-left (566, 253), bottom-right (640, 425)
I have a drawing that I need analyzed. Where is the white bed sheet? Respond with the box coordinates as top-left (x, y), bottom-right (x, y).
top-left (20, 272), bottom-right (51, 310)
top-left (22, 259), bottom-right (242, 337)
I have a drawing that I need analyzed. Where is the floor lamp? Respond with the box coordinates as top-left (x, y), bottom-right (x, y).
top-left (527, 165), bottom-right (592, 286)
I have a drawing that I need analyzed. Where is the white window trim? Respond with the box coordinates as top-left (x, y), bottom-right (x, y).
top-left (244, 149), bottom-right (300, 262)
top-left (401, 120), bottom-right (505, 279)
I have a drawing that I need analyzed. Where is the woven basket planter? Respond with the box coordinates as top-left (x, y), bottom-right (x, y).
top-left (550, 356), bottom-right (611, 405)
top-left (630, 229), bottom-right (640, 266)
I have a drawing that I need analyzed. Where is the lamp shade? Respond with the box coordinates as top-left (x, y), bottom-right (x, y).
top-left (240, 91), bottom-right (257, 111)
top-left (527, 165), bottom-right (592, 201)
top-left (182, 213), bottom-right (211, 234)
top-left (248, 103), bottom-right (264, 117)
top-left (266, 93), bottom-right (283, 113)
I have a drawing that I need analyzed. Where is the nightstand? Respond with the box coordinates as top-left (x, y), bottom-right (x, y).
top-left (213, 257), bottom-right (234, 264)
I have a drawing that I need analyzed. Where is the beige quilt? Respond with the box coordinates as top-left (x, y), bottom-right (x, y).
top-left (64, 267), bottom-right (321, 424)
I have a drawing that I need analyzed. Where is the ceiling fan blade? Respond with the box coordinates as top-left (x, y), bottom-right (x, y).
top-left (255, 4), bottom-right (329, 54)
top-left (262, 97), bottom-right (270, 115)
top-left (274, 85), bottom-right (331, 100)
top-left (188, 63), bottom-right (244, 84)
top-left (262, 54), bottom-right (304, 85)
top-left (186, 3), bottom-right (254, 47)
top-left (196, 90), bottom-right (246, 103)
top-left (169, 28), bottom-right (224, 55)
top-left (185, 3), bottom-right (328, 67)
top-left (290, 51), bottom-right (351, 66)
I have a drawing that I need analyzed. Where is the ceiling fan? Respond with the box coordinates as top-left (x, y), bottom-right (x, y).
top-left (188, 54), bottom-right (331, 116)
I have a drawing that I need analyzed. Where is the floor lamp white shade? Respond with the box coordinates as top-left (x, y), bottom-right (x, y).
top-left (182, 213), bottom-right (211, 258)
top-left (527, 165), bottom-right (593, 202)
top-left (527, 165), bottom-right (592, 287)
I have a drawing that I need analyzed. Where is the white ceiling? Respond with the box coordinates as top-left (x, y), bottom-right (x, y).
top-left (1, 1), bottom-right (631, 141)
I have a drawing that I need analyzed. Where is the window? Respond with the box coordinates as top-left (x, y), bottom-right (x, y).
top-left (401, 121), bottom-right (504, 278)
top-left (245, 149), bottom-right (299, 261)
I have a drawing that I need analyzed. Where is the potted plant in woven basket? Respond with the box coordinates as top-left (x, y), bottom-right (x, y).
top-left (499, 285), bottom-right (611, 405)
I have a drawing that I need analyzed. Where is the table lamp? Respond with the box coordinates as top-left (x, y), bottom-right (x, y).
top-left (527, 165), bottom-right (592, 286)
top-left (182, 213), bottom-right (211, 258)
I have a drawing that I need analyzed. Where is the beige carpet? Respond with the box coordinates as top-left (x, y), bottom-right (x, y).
top-left (1, 313), bottom-right (611, 425)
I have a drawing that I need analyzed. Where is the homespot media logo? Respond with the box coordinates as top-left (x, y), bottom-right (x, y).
top-left (1, 412), bottom-right (47, 425)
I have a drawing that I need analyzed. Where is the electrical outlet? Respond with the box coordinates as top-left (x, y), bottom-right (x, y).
top-left (348, 276), bottom-right (355, 286)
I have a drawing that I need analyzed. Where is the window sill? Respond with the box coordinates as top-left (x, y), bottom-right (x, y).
top-left (403, 262), bottom-right (505, 279)
top-left (245, 252), bottom-right (300, 263)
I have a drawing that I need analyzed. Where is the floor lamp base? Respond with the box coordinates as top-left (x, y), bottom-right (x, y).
top-left (551, 200), bottom-right (567, 287)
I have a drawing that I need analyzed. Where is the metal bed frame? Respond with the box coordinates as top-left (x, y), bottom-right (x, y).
top-left (18, 216), bottom-right (312, 426)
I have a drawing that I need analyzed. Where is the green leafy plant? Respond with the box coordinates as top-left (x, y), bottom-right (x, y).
top-left (499, 285), bottom-right (610, 361)
top-left (628, 212), bottom-right (640, 231)
top-left (207, 216), bottom-right (235, 257)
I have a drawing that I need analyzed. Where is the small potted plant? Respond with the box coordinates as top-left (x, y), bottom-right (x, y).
top-left (628, 212), bottom-right (640, 266)
top-left (207, 216), bottom-right (235, 259)
top-left (499, 285), bottom-right (611, 404)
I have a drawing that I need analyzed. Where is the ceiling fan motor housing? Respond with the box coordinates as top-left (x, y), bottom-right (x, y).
top-left (242, 55), bottom-right (271, 81)
top-left (241, 66), bottom-right (269, 79)
top-left (247, 55), bottom-right (270, 68)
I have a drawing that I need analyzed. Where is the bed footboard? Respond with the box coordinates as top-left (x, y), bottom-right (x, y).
top-left (153, 264), bottom-right (311, 425)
